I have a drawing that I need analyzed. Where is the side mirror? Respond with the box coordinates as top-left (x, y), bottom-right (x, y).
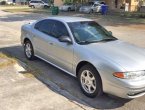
top-left (109, 31), bottom-right (112, 35)
top-left (58, 36), bottom-right (72, 44)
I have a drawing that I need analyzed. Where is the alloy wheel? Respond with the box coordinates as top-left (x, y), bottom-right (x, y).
top-left (25, 43), bottom-right (32, 58)
top-left (80, 70), bottom-right (96, 94)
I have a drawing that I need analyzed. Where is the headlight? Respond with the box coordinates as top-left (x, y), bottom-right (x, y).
top-left (113, 71), bottom-right (145, 79)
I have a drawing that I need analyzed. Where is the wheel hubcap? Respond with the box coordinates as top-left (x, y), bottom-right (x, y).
top-left (25, 43), bottom-right (32, 58)
top-left (80, 70), bottom-right (96, 94)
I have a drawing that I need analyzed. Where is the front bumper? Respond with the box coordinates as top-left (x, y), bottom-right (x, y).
top-left (105, 81), bottom-right (145, 99)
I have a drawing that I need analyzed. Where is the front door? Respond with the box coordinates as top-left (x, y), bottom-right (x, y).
top-left (48, 20), bottom-right (74, 73)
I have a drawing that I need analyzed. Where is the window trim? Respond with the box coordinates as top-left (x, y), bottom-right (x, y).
top-left (34, 19), bottom-right (73, 43)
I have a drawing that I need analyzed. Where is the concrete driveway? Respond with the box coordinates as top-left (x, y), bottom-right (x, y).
top-left (0, 10), bottom-right (145, 110)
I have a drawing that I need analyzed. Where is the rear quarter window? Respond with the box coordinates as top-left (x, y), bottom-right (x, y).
top-left (34, 19), bottom-right (54, 36)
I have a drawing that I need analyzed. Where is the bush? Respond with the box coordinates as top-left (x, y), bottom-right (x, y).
top-left (0, 1), bottom-right (7, 5)
top-left (120, 12), bottom-right (145, 18)
top-left (139, 13), bottom-right (145, 18)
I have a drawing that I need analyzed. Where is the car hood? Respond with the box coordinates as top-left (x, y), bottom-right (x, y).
top-left (84, 40), bottom-right (145, 71)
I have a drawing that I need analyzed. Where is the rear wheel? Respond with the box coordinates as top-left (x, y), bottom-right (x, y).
top-left (89, 9), bottom-right (93, 14)
top-left (44, 5), bottom-right (48, 9)
top-left (31, 5), bottom-right (35, 8)
top-left (78, 64), bottom-right (103, 98)
top-left (68, 7), bottom-right (71, 11)
top-left (24, 40), bottom-right (35, 60)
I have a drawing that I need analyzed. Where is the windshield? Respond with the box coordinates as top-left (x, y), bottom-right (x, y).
top-left (68, 21), bottom-right (117, 44)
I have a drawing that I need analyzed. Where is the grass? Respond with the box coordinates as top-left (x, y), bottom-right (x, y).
top-left (0, 52), bottom-right (41, 78)
top-left (0, 52), bottom-right (17, 68)
top-left (81, 14), bottom-right (145, 24)
top-left (0, 5), bottom-right (28, 9)
top-left (3, 8), bottom-right (51, 13)
top-left (0, 5), bottom-right (144, 24)
top-left (124, 17), bottom-right (145, 24)
top-left (113, 15), bottom-right (145, 24)
top-left (0, 5), bottom-right (51, 13)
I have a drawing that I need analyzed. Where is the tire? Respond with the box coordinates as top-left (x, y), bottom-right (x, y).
top-left (89, 9), bottom-right (93, 14)
top-left (68, 7), bottom-right (71, 11)
top-left (31, 5), bottom-right (35, 8)
top-left (78, 64), bottom-right (103, 98)
top-left (24, 40), bottom-right (35, 60)
top-left (44, 5), bottom-right (48, 9)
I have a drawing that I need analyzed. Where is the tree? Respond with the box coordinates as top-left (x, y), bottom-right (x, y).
top-left (49, 0), bottom-right (54, 6)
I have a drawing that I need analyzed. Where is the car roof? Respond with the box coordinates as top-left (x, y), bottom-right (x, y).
top-left (47, 16), bottom-right (93, 23)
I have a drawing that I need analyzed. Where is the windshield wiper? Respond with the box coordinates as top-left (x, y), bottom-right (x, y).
top-left (99, 38), bottom-right (117, 42)
top-left (77, 38), bottom-right (117, 45)
top-left (77, 40), bottom-right (93, 45)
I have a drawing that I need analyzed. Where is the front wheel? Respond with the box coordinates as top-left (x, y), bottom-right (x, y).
top-left (24, 40), bottom-right (35, 60)
top-left (44, 5), bottom-right (49, 9)
top-left (78, 64), bottom-right (103, 98)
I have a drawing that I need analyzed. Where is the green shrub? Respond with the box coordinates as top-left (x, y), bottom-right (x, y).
top-left (120, 12), bottom-right (145, 18)
top-left (139, 13), bottom-right (145, 18)
top-left (0, 1), bottom-right (7, 5)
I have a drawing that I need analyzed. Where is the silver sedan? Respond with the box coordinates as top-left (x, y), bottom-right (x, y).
top-left (59, 3), bottom-right (75, 11)
top-left (21, 17), bottom-right (145, 99)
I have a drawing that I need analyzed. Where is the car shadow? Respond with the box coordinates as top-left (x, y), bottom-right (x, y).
top-left (0, 45), bottom-right (131, 109)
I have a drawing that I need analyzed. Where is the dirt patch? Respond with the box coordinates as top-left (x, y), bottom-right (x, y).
top-left (0, 53), bottom-right (17, 68)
